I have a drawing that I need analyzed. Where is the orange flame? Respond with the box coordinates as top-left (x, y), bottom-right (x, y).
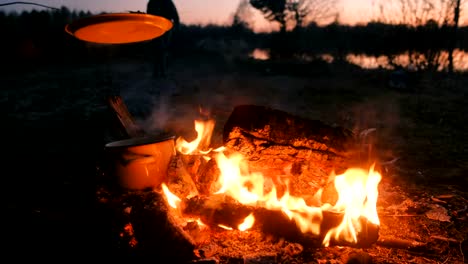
top-left (161, 183), bottom-right (181, 209)
top-left (175, 119), bottom-right (215, 155)
top-left (322, 165), bottom-right (381, 246)
top-left (238, 213), bottom-right (255, 231)
top-left (168, 118), bottom-right (381, 246)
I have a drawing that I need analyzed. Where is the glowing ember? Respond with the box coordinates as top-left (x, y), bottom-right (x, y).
top-left (195, 218), bottom-right (206, 227)
top-left (164, 118), bottom-right (381, 246)
top-left (161, 183), bottom-right (181, 209)
top-left (238, 213), bottom-right (255, 231)
top-left (218, 224), bottom-right (233, 230)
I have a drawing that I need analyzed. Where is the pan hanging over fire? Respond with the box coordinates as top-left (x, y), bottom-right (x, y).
top-left (65, 13), bottom-right (173, 44)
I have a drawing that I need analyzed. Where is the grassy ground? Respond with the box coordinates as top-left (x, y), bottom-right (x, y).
top-left (2, 52), bottom-right (467, 261)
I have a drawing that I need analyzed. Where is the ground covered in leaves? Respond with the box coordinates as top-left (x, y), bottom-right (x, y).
top-left (2, 52), bottom-right (467, 263)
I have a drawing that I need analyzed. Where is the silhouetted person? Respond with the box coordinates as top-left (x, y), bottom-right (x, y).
top-left (146, 0), bottom-right (180, 78)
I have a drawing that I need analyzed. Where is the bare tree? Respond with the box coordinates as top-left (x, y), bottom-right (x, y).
top-left (232, 0), bottom-right (255, 29)
top-left (374, 0), bottom-right (463, 26)
top-left (448, 0), bottom-right (462, 73)
top-left (375, 0), bottom-right (466, 72)
top-left (250, 0), bottom-right (288, 32)
top-left (249, 0), bottom-right (338, 32)
top-left (293, 0), bottom-right (338, 27)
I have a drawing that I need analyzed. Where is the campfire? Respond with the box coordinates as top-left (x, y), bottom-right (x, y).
top-left (164, 117), bottom-right (381, 247)
top-left (99, 104), bottom-right (385, 262)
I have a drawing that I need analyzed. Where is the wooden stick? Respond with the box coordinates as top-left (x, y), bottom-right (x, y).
top-left (107, 95), bottom-right (146, 138)
top-left (430, 235), bottom-right (460, 243)
top-left (376, 237), bottom-right (427, 251)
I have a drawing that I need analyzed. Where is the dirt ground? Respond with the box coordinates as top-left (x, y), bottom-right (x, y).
top-left (2, 52), bottom-right (467, 262)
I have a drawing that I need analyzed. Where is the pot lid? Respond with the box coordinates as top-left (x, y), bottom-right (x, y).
top-left (65, 13), bottom-right (173, 44)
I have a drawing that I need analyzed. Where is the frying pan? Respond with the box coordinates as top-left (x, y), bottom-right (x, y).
top-left (65, 13), bottom-right (173, 44)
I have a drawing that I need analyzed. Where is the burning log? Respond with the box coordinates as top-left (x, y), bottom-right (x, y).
top-left (165, 153), bottom-right (200, 198)
top-left (182, 194), bottom-right (254, 229)
top-left (252, 209), bottom-right (379, 248)
top-left (180, 155), bottom-right (220, 196)
top-left (222, 104), bottom-right (358, 199)
top-left (165, 152), bottom-right (224, 199)
top-left (180, 194), bottom-right (379, 248)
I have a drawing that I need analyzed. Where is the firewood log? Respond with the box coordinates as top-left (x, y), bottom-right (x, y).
top-left (223, 105), bottom-right (358, 199)
top-left (180, 194), bottom-right (379, 248)
top-left (166, 153), bottom-right (200, 198)
top-left (223, 105), bottom-right (355, 153)
top-left (182, 194), bottom-right (254, 229)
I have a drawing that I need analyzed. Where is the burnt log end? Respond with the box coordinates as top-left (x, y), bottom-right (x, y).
top-left (223, 105), bottom-right (355, 154)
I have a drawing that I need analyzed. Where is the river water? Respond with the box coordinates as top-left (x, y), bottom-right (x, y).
top-left (250, 48), bottom-right (468, 72)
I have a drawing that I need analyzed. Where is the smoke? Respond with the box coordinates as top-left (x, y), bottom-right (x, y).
top-left (347, 96), bottom-right (402, 166)
top-left (135, 75), bottom-right (243, 141)
top-left (119, 76), bottom-right (178, 135)
top-left (119, 73), bottom-right (237, 143)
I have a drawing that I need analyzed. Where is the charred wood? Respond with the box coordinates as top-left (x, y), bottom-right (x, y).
top-left (181, 195), bottom-right (379, 248)
top-left (223, 105), bottom-right (359, 198)
top-left (182, 194), bottom-right (254, 229)
top-left (256, 209), bottom-right (379, 248)
top-left (223, 105), bottom-right (355, 153)
top-left (97, 189), bottom-right (197, 261)
top-left (129, 190), bottom-right (197, 260)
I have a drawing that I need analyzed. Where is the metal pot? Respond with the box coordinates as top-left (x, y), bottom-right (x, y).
top-left (105, 133), bottom-right (175, 190)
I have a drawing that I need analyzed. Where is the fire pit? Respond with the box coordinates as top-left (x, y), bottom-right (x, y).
top-left (97, 104), bottom-right (386, 263)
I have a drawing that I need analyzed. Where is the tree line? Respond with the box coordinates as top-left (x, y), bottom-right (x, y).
top-left (0, 5), bottom-right (466, 72)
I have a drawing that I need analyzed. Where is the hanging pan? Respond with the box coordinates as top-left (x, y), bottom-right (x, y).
top-left (65, 13), bottom-right (173, 44)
